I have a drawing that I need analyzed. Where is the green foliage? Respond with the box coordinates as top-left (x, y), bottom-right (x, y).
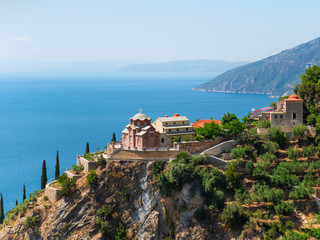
top-left (55, 150), bottom-right (60, 180)
top-left (182, 135), bottom-right (194, 141)
top-left (246, 161), bottom-right (254, 175)
top-left (302, 145), bottom-right (316, 159)
top-left (274, 201), bottom-right (295, 216)
top-left (0, 193), bottom-right (3, 224)
top-left (267, 127), bottom-right (286, 148)
top-left (235, 188), bottom-right (251, 204)
top-left (230, 146), bottom-right (253, 159)
top-left (282, 230), bottom-right (308, 240)
top-left (96, 205), bottom-right (113, 237)
top-left (41, 160), bottom-right (47, 190)
top-left (270, 101), bottom-right (277, 109)
top-left (257, 119), bottom-right (271, 128)
top-left (167, 161), bottom-right (196, 187)
top-left (221, 202), bottom-right (249, 230)
top-left (271, 162), bottom-right (300, 188)
top-left (23, 216), bottom-right (40, 229)
top-left (43, 195), bottom-right (48, 201)
top-left (118, 190), bottom-right (128, 202)
top-left (289, 183), bottom-right (314, 200)
top-left (221, 112), bottom-right (245, 136)
top-left (301, 228), bottom-right (320, 239)
top-left (58, 174), bottom-right (76, 197)
top-left (194, 135), bottom-right (204, 141)
top-left (72, 164), bottom-right (84, 174)
top-left (152, 159), bottom-right (166, 177)
top-left (85, 142), bottom-right (90, 154)
top-left (111, 132), bottom-right (116, 142)
top-left (262, 141), bottom-right (280, 153)
top-left (279, 96), bottom-right (289, 101)
top-left (115, 222), bottom-right (126, 240)
top-left (23, 183), bottom-right (26, 201)
top-left (225, 162), bottom-right (241, 189)
top-left (286, 147), bottom-right (301, 161)
top-left (86, 170), bottom-right (98, 185)
top-left (97, 155), bottom-right (107, 167)
top-left (291, 124), bottom-right (310, 145)
top-left (172, 136), bottom-right (180, 142)
top-left (308, 161), bottom-right (320, 174)
top-left (195, 121), bottom-right (222, 139)
top-left (294, 65), bottom-right (320, 127)
top-left (251, 184), bottom-right (284, 204)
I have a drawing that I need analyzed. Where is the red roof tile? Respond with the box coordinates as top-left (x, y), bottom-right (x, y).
top-left (192, 119), bottom-right (222, 128)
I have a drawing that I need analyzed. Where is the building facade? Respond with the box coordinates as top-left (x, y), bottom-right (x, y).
top-left (122, 112), bottom-right (160, 150)
top-left (154, 113), bottom-right (195, 147)
top-left (258, 94), bottom-right (303, 132)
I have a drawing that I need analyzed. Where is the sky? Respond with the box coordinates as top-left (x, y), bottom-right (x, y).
top-left (0, 0), bottom-right (320, 63)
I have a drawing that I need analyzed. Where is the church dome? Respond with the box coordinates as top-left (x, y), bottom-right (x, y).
top-left (288, 94), bottom-right (299, 100)
top-left (131, 112), bottom-right (150, 121)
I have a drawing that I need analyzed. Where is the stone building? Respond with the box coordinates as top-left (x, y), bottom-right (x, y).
top-left (122, 112), bottom-right (160, 150)
top-left (258, 94), bottom-right (303, 132)
top-left (154, 113), bottom-right (194, 147)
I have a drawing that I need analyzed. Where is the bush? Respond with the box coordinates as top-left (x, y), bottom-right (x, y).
top-left (72, 164), bottom-right (84, 174)
top-left (268, 127), bottom-right (286, 148)
top-left (118, 190), bottom-right (128, 202)
top-left (23, 216), bottom-right (40, 229)
top-left (152, 159), bottom-right (166, 176)
top-left (43, 196), bottom-right (48, 201)
top-left (86, 170), bottom-right (98, 185)
top-left (262, 141), bottom-right (280, 153)
top-left (221, 202), bottom-right (249, 230)
top-left (195, 121), bottom-right (222, 139)
top-left (115, 222), bottom-right (126, 240)
top-left (225, 163), bottom-right (241, 189)
top-left (194, 135), bottom-right (204, 141)
top-left (257, 119), bottom-right (271, 128)
top-left (182, 135), bottom-right (194, 141)
top-left (274, 201), bottom-right (295, 216)
top-left (58, 174), bottom-right (76, 197)
top-left (291, 124), bottom-right (310, 143)
top-left (96, 205), bottom-right (113, 237)
top-left (286, 147), bottom-right (301, 161)
top-left (97, 155), bottom-right (107, 167)
top-left (172, 136), bottom-right (180, 142)
top-left (246, 161), bottom-right (254, 175)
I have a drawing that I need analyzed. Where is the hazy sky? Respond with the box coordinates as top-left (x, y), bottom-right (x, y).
top-left (1, 0), bottom-right (319, 62)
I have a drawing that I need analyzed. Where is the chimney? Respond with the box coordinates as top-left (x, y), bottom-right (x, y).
top-left (165, 115), bottom-right (168, 117)
top-left (174, 113), bottom-right (180, 117)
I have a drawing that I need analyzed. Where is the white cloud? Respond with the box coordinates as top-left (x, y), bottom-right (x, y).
top-left (12, 37), bottom-right (34, 43)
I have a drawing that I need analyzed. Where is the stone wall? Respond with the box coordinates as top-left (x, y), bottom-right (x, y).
top-left (109, 149), bottom-right (180, 160)
top-left (65, 170), bottom-right (84, 181)
top-left (77, 156), bottom-right (98, 172)
top-left (201, 140), bottom-right (237, 156)
top-left (45, 181), bottom-right (61, 203)
top-left (174, 137), bottom-right (227, 154)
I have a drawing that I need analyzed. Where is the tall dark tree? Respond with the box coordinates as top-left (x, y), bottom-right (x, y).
top-left (41, 160), bottom-right (48, 189)
top-left (16, 199), bottom-right (18, 206)
top-left (111, 132), bottom-right (116, 142)
top-left (23, 183), bottom-right (26, 201)
top-left (0, 193), bottom-right (4, 224)
top-left (86, 142), bottom-right (90, 154)
top-left (55, 150), bottom-right (60, 180)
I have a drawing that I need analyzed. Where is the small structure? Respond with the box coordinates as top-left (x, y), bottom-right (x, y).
top-left (258, 94), bottom-right (303, 132)
top-left (193, 119), bottom-right (221, 128)
top-left (154, 113), bottom-right (194, 147)
top-left (122, 111), bottom-right (160, 150)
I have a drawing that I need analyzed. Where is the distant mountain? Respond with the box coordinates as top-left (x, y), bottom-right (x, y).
top-left (119, 60), bottom-right (249, 73)
top-left (194, 37), bottom-right (320, 96)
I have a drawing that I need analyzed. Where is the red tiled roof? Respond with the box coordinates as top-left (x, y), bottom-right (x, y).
top-left (192, 119), bottom-right (222, 128)
top-left (285, 94), bottom-right (303, 102)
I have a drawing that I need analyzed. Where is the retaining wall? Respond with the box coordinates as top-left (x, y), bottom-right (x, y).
top-left (65, 170), bottom-right (84, 181)
top-left (201, 140), bottom-right (237, 156)
top-left (175, 137), bottom-right (227, 154)
top-left (77, 156), bottom-right (98, 172)
top-left (109, 149), bottom-right (180, 160)
top-left (45, 181), bottom-right (61, 203)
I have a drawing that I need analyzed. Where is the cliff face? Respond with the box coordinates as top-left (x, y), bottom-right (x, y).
top-left (194, 37), bottom-right (320, 96)
top-left (0, 161), bottom-right (228, 240)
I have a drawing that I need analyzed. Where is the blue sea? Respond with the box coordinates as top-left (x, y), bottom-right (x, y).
top-left (0, 72), bottom-right (272, 212)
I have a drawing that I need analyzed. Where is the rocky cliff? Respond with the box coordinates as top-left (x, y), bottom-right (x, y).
top-left (0, 161), bottom-right (230, 240)
top-left (194, 37), bottom-right (320, 96)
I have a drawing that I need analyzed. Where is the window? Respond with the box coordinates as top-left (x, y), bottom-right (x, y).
top-left (293, 113), bottom-right (296, 119)
top-left (177, 129), bottom-right (179, 132)
top-left (165, 123), bottom-right (167, 125)
top-left (169, 129), bottom-right (171, 132)
top-left (174, 122), bottom-right (176, 125)
top-left (280, 115), bottom-right (283, 119)
top-left (186, 128), bottom-right (188, 131)
top-left (274, 115), bottom-right (278, 119)
top-left (161, 138), bottom-right (164, 143)
top-left (137, 121), bottom-right (140, 127)
top-left (182, 122), bottom-right (184, 124)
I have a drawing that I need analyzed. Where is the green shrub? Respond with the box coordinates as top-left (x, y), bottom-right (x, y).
top-left (194, 135), bottom-right (204, 141)
top-left (262, 141), bottom-right (280, 153)
top-left (246, 161), bottom-right (254, 175)
top-left (225, 163), bottom-right (241, 189)
top-left (58, 174), bottom-right (76, 197)
top-left (96, 205), bottom-right (113, 237)
top-left (182, 135), bottom-right (194, 141)
top-left (286, 147), bottom-right (301, 161)
top-left (118, 190), bottom-right (128, 202)
top-left (72, 164), bottom-right (84, 174)
top-left (257, 119), bottom-right (271, 128)
top-left (97, 155), bottom-right (107, 167)
top-left (274, 201), bottom-right (295, 216)
top-left (23, 216), bottom-right (40, 229)
top-left (172, 136), bottom-right (180, 142)
top-left (221, 202), bottom-right (249, 230)
top-left (43, 196), bottom-right (48, 201)
top-left (267, 127), bottom-right (286, 148)
top-left (115, 222), bottom-right (126, 240)
top-left (152, 159), bottom-right (166, 176)
top-left (86, 170), bottom-right (98, 185)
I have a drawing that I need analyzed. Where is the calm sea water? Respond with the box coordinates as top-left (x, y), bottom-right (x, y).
top-left (0, 72), bottom-right (272, 212)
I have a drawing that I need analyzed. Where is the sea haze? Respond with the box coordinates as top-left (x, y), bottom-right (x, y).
top-left (0, 72), bottom-right (271, 212)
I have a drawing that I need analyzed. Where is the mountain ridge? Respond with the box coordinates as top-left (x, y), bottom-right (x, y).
top-left (194, 37), bottom-right (320, 96)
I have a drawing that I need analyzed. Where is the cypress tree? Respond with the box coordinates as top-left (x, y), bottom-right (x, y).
top-left (41, 160), bottom-right (47, 189)
top-left (86, 142), bottom-right (90, 154)
top-left (55, 150), bottom-right (60, 180)
top-left (0, 193), bottom-right (4, 224)
top-left (16, 199), bottom-right (18, 206)
top-left (111, 132), bottom-right (116, 142)
top-left (23, 183), bottom-right (26, 201)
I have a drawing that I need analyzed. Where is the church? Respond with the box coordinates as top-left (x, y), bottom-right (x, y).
top-left (121, 111), bottom-right (160, 150)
